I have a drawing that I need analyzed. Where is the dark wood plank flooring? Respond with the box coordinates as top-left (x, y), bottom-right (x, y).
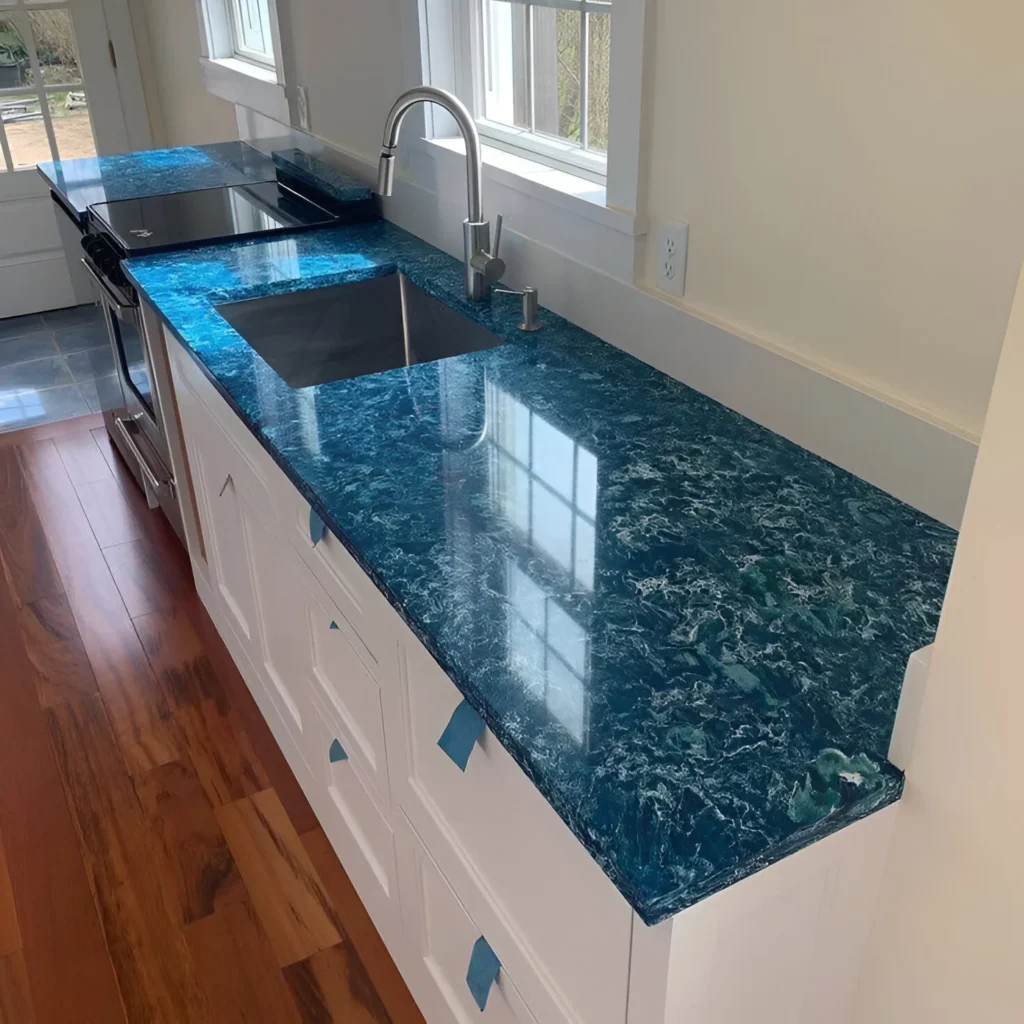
top-left (0, 416), bottom-right (423, 1024)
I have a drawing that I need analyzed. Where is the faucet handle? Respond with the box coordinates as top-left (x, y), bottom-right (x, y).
top-left (492, 214), bottom-right (503, 257)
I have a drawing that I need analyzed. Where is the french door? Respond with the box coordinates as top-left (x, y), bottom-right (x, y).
top-left (0, 0), bottom-right (149, 318)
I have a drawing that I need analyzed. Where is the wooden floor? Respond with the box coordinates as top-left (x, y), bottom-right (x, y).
top-left (0, 414), bottom-right (424, 1024)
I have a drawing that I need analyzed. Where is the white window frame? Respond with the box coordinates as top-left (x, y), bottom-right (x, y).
top-left (466, 0), bottom-right (612, 185)
top-left (420, 0), bottom-right (646, 217)
top-left (226, 0), bottom-right (276, 70)
top-left (195, 0), bottom-right (288, 120)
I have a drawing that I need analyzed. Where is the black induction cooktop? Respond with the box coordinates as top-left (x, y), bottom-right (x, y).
top-left (87, 179), bottom-right (339, 255)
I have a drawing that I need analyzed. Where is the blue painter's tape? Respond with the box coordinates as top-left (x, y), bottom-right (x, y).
top-left (329, 620), bottom-right (339, 630)
top-left (437, 699), bottom-right (485, 772)
top-left (329, 738), bottom-right (347, 763)
top-left (466, 935), bottom-right (501, 1012)
top-left (309, 507), bottom-right (326, 546)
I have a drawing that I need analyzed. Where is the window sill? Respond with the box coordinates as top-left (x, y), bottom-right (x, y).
top-left (425, 136), bottom-right (646, 239)
top-left (200, 56), bottom-right (288, 122)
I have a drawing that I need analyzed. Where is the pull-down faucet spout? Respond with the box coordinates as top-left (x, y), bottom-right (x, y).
top-left (377, 87), bottom-right (505, 301)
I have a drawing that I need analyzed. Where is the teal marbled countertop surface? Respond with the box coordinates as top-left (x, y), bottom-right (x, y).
top-left (125, 219), bottom-right (956, 924)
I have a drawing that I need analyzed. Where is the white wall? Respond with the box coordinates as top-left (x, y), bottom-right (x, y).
top-left (131, 0), bottom-right (237, 146)
top-left (854, 265), bottom-right (1024, 1020)
top-left (643, 0), bottom-right (1024, 441)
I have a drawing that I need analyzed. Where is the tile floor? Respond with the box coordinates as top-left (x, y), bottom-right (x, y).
top-left (0, 303), bottom-right (122, 433)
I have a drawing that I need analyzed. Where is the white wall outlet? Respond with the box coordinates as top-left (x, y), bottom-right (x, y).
top-left (296, 86), bottom-right (311, 131)
top-left (656, 221), bottom-right (689, 297)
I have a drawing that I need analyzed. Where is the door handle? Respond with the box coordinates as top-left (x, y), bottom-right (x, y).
top-left (113, 416), bottom-right (162, 496)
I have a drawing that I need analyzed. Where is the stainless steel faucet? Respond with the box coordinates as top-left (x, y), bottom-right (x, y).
top-left (377, 86), bottom-right (506, 301)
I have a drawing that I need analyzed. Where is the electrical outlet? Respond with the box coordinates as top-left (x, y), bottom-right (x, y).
top-left (656, 221), bottom-right (688, 297)
top-left (296, 86), bottom-right (311, 131)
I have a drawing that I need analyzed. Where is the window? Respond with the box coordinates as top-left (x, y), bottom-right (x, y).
top-left (228, 0), bottom-right (275, 68)
top-left (0, 2), bottom-right (97, 172)
top-left (471, 0), bottom-right (611, 181)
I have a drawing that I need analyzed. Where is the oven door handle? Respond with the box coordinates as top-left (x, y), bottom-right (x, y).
top-left (80, 257), bottom-right (134, 313)
top-left (113, 416), bottom-right (163, 496)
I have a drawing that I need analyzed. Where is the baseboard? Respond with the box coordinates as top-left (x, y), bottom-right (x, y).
top-left (236, 122), bottom-right (977, 529)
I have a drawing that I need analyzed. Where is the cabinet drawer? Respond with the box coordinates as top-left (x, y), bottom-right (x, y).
top-left (284, 492), bottom-right (387, 663)
top-left (396, 813), bottom-right (538, 1024)
top-left (304, 691), bottom-right (400, 948)
top-left (304, 575), bottom-right (389, 811)
top-left (398, 640), bottom-right (632, 1024)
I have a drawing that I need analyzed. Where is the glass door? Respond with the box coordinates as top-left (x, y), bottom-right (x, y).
top-left (0, 0), bottom-right (144, 319)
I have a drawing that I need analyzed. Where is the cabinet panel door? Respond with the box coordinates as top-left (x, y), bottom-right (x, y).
top-left (245, 503), bottom-right (319, 774)
top-left (176, 380), bottom-right (259, 648)
top-left (395, 813), bottom-right (538, 1024)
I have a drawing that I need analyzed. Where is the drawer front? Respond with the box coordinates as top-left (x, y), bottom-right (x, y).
top-left (304, 691), bottom-right (401, 947)
top-left (396, 813), bottom-right (538, 1024)
top-left (168, 341), bottom-right (276, 521)
top-left (285, 492), bottom-right (386, 663)
top-left (398, 639), bottom-right (632, 1024)
top-left (304, 574), bottom-right (389, 810)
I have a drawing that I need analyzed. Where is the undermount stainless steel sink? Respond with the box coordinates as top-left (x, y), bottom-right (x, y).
top-left (215, 273), bottom-right (505, 389)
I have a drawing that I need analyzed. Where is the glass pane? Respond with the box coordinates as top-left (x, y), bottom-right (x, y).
top-left (0, 16), bottom-right (29, 90)
top-left (1, 93), bottom-right (48, 168)
top-left (26, 9), bottom-right (82, 86)
top-left (586, 11), bottom-right (611, 152)
top-left (533, 7), bottom-right (582, 144)
top-left (48, 90), bottom-right (96, 161)
top-left (234, 0), bottom-right (273, 60)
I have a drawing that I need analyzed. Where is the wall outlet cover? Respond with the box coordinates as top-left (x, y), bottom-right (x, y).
top-left (296, 86), bottom-right (311, 131)
top-left (656, 221), bottom-right (688, 298)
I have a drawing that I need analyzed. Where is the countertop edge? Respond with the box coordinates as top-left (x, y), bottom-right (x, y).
top-left (129, 264), bottom-right (909, 926)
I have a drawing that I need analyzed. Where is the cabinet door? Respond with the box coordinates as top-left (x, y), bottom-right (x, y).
top-left (176, 381), bottom-right (259, 649)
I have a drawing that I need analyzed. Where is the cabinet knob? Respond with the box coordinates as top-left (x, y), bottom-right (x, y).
top-left (466, 935), bottom-right (501, 1012)
top-left (437, 699), bottom-right (485, 772)
top-left (329, 738), bottom-right (347, 763)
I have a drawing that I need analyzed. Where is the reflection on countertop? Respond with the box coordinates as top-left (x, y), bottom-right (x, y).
top-left (124, 218), bottom-right (957, 924)
top-left (38, 141), bottom-right (279, 224)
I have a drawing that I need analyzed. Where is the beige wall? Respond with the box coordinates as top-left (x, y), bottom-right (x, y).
top-left (854, 265), bottom-right (1024, 1021)
top-left (131, 0), bottom-right (237, 147)
top-left (131, 0), bottom-right (1023, 445)
top-left (644, 0), bottom-right (1024, 439)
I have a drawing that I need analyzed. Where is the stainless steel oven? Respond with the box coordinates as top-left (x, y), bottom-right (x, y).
top-left (80, 247), bottom-right (184, 541)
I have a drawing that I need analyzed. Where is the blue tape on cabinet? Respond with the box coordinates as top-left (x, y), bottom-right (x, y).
top-left (437, 699), bottom-right (486, 772)
top-left (329, 738), bottom-right (348, 763)
top-left (310, 507), bottom-right (326, 546)
top-left (466, 935), bottom-right (501, 1012)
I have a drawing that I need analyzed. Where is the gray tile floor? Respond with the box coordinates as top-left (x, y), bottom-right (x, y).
top-left (0, 304), bottom-right (122, 433)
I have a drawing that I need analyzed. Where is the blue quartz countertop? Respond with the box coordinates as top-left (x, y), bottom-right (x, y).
top-left (125, 220), bottom-right (957, 925)
top-left (39, 141), bottom-right (279, 225)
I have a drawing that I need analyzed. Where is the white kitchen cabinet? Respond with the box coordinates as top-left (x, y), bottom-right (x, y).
top-left (166, 332), bottom-right (902, 1024)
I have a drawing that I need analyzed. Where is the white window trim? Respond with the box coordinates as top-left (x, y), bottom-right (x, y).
top-left (419, 0), bottom-right (646, 218)
top-left (195, 0), bottom-right (289, 121)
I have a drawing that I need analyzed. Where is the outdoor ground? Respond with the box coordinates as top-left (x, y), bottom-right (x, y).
top-left (5, 108), bottom-right (95, 167)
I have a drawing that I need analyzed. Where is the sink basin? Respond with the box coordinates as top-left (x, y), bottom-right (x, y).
top-left (215, 273), bottom-right (505, 389)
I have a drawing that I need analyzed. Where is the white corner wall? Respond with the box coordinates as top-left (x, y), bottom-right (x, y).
top-left (131, 0), bottom-right (238, 146)
top-left (853, 265), bottom-right (1024, 1021)
top-left (644, 0), bottom-right (1024, 442)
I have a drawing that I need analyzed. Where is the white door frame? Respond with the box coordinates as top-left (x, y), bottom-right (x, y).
top-left (0, 0), bottom-right (151, 317)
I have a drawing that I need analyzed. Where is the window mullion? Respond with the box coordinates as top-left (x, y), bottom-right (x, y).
top-left (0, 116), bottom-right (13, 172)
top-left (526, 3), bottom-right (535, 132)
top-left (579, 7), bottom-right (589, 150)
top-left (15, 11), bottom-right (60, 162)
